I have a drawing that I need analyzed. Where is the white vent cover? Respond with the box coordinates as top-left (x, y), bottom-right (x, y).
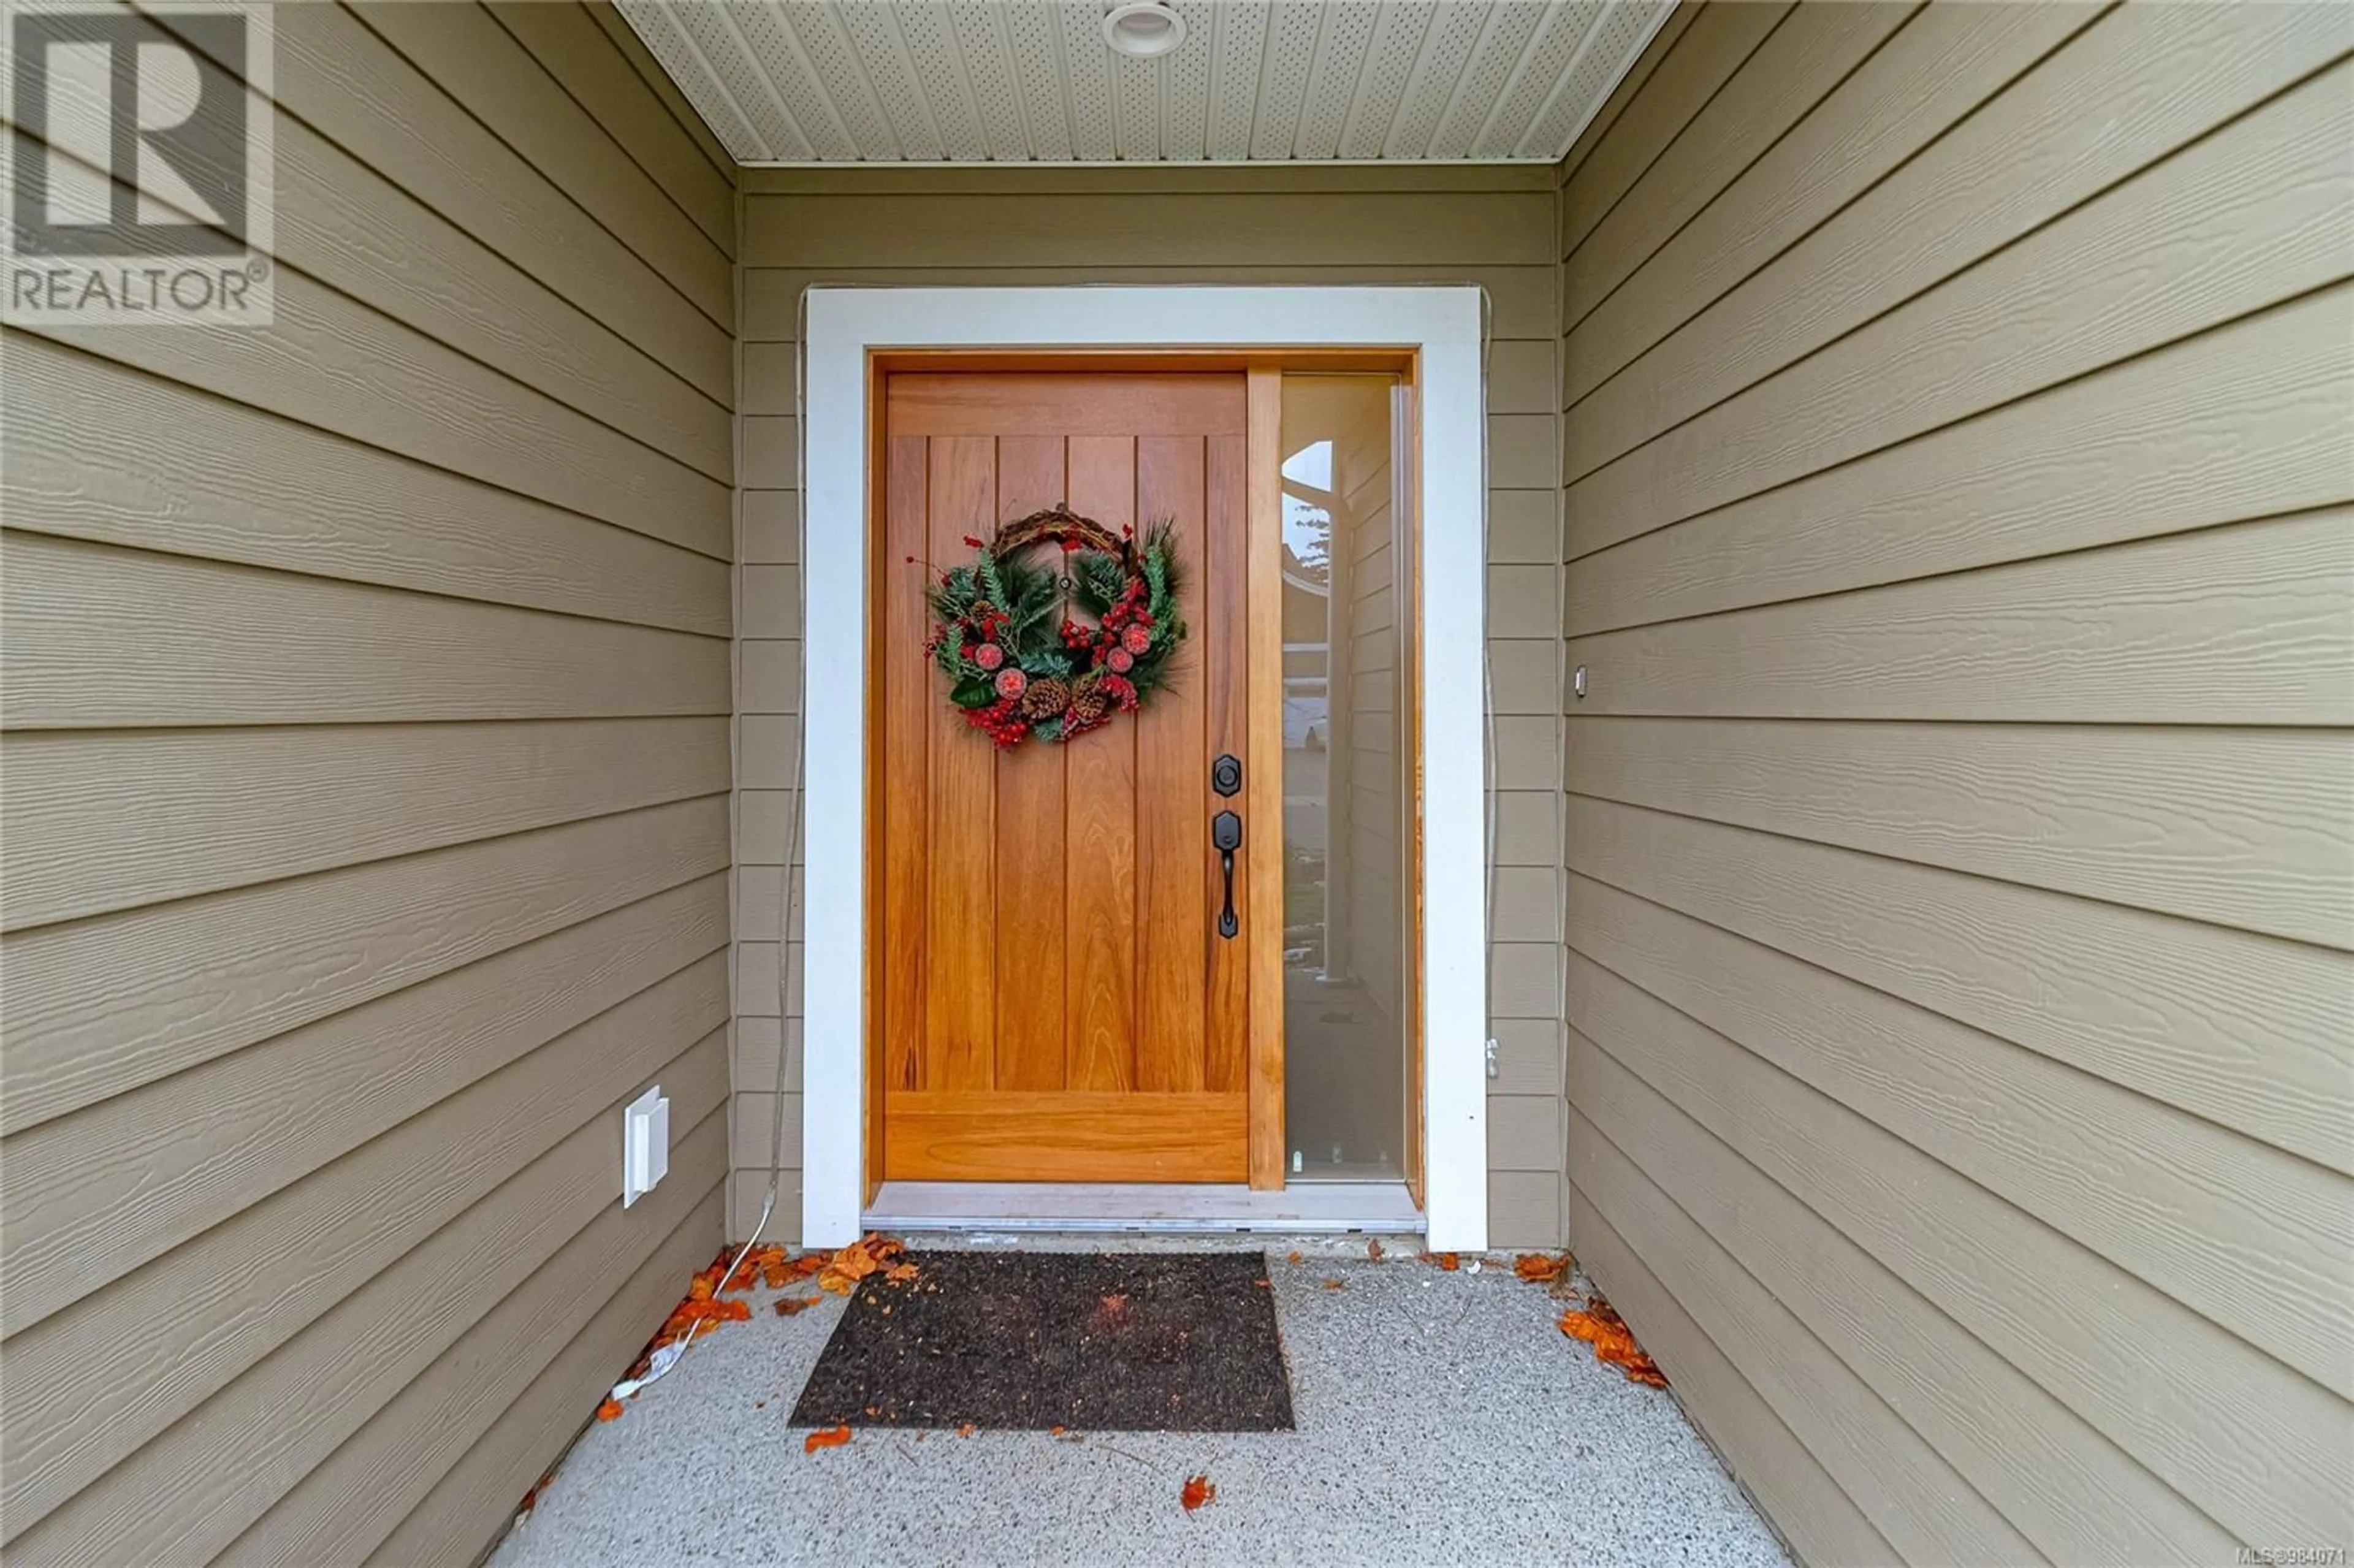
top-left (617, 0), bottom-right (1674, 165)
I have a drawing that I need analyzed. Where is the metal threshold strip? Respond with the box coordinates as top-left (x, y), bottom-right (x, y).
top-left (864, 1181), bottom-right (1423, 1234)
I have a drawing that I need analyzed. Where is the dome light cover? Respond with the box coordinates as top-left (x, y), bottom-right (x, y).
top-left (1102, 1), bottom-right (1187, 59)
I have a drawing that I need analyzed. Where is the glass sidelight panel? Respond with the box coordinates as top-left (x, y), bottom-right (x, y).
top-left (1278, 373), bottom-right (1414, 1182)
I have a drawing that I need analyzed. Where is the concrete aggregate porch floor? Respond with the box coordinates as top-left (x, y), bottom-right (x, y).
top-left (490, 1236), bottom-right (1788, 1568)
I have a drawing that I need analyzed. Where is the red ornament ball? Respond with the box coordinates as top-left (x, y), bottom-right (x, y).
top-left (1106, 647), bottom-right (1135, 674)
top-left (1120, 623), bottom-right (1152, 656)
top-left (973, 642), bottom-right (1005, 671)
top-left (994, 667), bottom-right (1028, 699)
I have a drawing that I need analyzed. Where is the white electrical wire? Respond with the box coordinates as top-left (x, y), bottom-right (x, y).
top-left (610, 290), bottom-right (813, 1406)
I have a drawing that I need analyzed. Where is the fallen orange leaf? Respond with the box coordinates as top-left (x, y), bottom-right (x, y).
top-left (1180, 1474), bottom-right (1217, 1512)
top-left (1287, 1250), bottom-right (1303, 1265)
top-left (775, 1296), bottom-right (817, 1316)
top-left (1514, 1252), bottom-right (1569, 1284)
top-left (1560, 1293), bottom-right (1668, 1388)
top-left (958, 1423), bottom-right (976, 1437)
top-left (1320, 1277), bottom-right (1347, 1291)
top-left (1422, 1251), bottom-right (1460, 1271)
top-left (803, 1426), bottom-right (853, 1453)
top-left (1367, 1239), bottom-right (1385, 1262)
top-left (594, 1398), bottom-right (623, 1423)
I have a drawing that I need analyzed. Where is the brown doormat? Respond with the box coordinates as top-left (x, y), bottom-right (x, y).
top-left (789, 1250), bottom-right (1294, 1432)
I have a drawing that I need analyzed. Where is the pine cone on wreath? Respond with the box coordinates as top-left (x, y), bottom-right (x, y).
top-left (1068, 675), bottom-right (1114, 725)
top-left (1021, 676), bottom-right (1073, 721)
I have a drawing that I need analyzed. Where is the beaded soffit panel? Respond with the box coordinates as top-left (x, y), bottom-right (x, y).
top-left (618, 1), bottom-right (1674, 164)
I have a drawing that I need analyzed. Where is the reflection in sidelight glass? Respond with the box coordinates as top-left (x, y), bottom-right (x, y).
top-left (1279, 373), bottom-right (1413, 1182)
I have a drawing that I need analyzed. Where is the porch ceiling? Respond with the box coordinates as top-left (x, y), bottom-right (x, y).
top-left (616, 1), bottom-right (1674, 166)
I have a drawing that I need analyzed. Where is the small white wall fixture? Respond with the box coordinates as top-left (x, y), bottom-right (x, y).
top-left (800, 286), bottom-right (1490, 1250)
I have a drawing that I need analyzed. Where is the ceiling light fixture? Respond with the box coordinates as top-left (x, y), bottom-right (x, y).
top-left (1102, 1), bottom-right (1186, 59)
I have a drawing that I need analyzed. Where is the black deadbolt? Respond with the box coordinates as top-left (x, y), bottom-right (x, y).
top-left (1211, 753), bottom-right (1243, 797)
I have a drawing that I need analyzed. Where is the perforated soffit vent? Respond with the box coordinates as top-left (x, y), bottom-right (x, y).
top-left (617, 1), bottom-right (1675, 166)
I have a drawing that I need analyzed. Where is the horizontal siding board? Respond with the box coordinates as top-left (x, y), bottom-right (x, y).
top-left (226, 1127), bottom-right (728, 1568)
top-left (1564, 6), bottom-right (2352, 496)
top-left (359, 1182), bottom-right (726, 1567)
top-left (1569, 1107), bottom-right (2038, 1564)
top-left (1567, 717), bottom-right (2354, 947)
top-left (28, 271), bottom-right (729, 554)
top-left (1565, 286), bottom-right (2354, 617)
top-left (264, 113), bottom-right (733, 480)
top-left (246, 1), bottom-right (731, 400)
top-left (2, 717), bottom-right (728, 931)
top-left (1, 532), bottom-right (730, 728)
top-left (1564, 511), bottom-right (2354, 725)
top-left (1559, 1), bottom-right (1915, 333)
top-left (0, 897), bottom-right (724, 1339)
top-left (584, 0), bottom-right (736, 177)
top-left (348, 1), bottom-right (731, 327)
top-left (1570, 1033), bottom-right (2241, 1564)
top-left (1566, 964), bottom-right (2353, 1548)
top-left (745, 192), bottom-right (1557, 267)
top-left (1558, 1), bottom-right (1791, 260)
top-left (6, 338), bottom-right (729, 634)
top-left (0, 796), bottom-right (727, 1136)
top-left (1571, 916), bottom-right (2353, 1404)
top-left (1567, 1185), bottom-right (1892, 1567)
top-left (484, 0), bottom-right (736, 256)
top-left (1562, 1), bottom-right (2101, 405)
top-left (1565, 794), bottom-right (2354, 1178)
top-left (0, 934), bottom-right (726, 1532)
top-left (1566, 61), bottom-right (2353, 524)
top-left (745, 264), bottom-right (1560, 343)
top-left (1556, 2), bottom-right (1702, 186)
top-left (14, 1065), bottom-right (728, 1567)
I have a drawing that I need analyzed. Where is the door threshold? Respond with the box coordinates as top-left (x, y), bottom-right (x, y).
top-left (865, 1181), bottom-right (1423, 1234)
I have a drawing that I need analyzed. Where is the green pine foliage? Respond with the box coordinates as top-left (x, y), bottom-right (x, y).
top-left (924, 517), bottom-right (1188, 742)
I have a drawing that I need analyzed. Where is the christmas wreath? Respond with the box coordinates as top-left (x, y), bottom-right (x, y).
top-left (922, 503), bottom-right (1184, 748)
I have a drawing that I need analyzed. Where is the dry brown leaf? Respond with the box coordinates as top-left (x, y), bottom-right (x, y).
top-left (1179, 1474), bottom-right (1217, 1512)
top-left (1366, 1239), bottom-right (1385, 1262)
top-left (958, 1423), bottom-right (976, 1437)
top-left (1287, 1250), bottom-right (1303, 1265)
top-left (1560, 1293), bottom-right (1668, 1388)
top-left (804, 1425), bottom-right (853, 1453)
top-left (774, 1296), bottom-right (817, 1316)
top-left (1320, 1277), bottom-right (1347, 1291)
top-left (1514, 1252), bottom-right (1569, 1285)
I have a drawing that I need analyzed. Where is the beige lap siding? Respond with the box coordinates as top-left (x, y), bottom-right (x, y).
top-left (733, 164), bottom-right (1569, 1244)
top-left (1558, 3), bottom-right (2353, 1563)
top-left (0, 4), bottom-right (734, 1564)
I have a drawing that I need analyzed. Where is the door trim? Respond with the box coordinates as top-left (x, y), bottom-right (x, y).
top-left (801, 286), bottom-right (1490, 1249)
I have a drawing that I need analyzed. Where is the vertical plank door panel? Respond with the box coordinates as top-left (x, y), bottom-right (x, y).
top-left (924, 436), bottom-right (999, 1089)
top-left (1062, 435), bottom-right (1141, 1094)
top-left (882, 436), bottom-right (931, 1095)
top-left (1134, 435), bottom-right (1210, 1091)
top-left (991, 435), bottom-right (1070, 1090)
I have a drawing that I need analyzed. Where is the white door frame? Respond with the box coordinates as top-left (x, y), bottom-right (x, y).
top-left (798, 285), bottom-right (1489, 1250)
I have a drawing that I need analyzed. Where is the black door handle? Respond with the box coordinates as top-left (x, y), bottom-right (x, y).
top-left (1212, 809), bottom-right (1242, 939)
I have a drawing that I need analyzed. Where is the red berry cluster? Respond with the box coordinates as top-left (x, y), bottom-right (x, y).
top-left (964, 696), bottom-right (1029, 748)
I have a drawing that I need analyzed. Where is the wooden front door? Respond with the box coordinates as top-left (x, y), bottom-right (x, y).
top-left (875, 369), bottom-right (1278, 1184)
